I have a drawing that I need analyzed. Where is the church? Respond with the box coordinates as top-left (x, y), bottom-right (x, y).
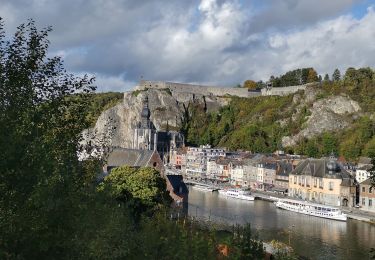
top-left (133, 95), bottom-right (184, 163)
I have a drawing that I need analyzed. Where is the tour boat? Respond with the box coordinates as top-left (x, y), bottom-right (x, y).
top-left (275, 198), bottom-right (347, 221)
top-left (192, 185), bottom-right (214, 192)
top-left (219, 189), bottom-right (255, 201)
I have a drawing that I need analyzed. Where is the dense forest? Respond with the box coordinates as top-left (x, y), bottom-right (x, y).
top-left (183, 67), bottom-right (375, 161)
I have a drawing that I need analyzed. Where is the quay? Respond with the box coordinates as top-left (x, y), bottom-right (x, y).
top-left (343, 209), bottom-right (375, 223)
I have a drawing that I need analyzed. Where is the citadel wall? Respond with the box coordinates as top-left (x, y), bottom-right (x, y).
top-left (139, 80), bottom-right (311, 98)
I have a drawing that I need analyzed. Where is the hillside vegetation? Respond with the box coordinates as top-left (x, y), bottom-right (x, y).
top-left (83, 92), bottom-right (124, 126)
top-left (183, 67), bottom-right (375, 161)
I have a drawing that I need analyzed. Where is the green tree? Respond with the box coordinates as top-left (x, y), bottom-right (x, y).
top-left (324, 74), bottom-right (330, 81)
top-left (306, 139), bottom-right (319, 158)
top-left (100, 166), bottom-right (172, 216)
top-left (332, 68), bottom-right (341, 81)
top-left (322, 133), bottom-right (337, 155)
top-left (231, 224), bottom-right (265, 259)
top-left (0, 18), bottom-right (106, 258)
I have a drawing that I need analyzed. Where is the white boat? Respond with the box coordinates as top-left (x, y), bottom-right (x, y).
top-left (219, 189), bottom-right (255, 201)
top-left (275, 198), bottom-right (347, 221)
top-left (192, 185), bottom-right (214, 192)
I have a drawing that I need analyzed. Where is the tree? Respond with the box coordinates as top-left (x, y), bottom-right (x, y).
top-left (100, 166), bottom-right (172, 216)
top-left (306, 68), bottom-right (318, 83)
top-left (324, 74), bottom-right (330, 81)
top-left (322, 133), bottom-right (337, 155)
top-left (231, 224), bottom-right (265, 259)
top-left (332, 68), bottom-right (341, 81)
top-left (243, 80), bottom-right (257, 90)
top-left (0, 17), bottom-right (109, 258)
top-left (306, 139), bottom-right (319, 158)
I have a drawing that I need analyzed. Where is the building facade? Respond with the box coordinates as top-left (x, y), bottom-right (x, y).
top-left (185, 145), bottom-right (226, 180)
top-left (288, 156), bottom-right (357, 207)
top-left (355, 165), bottom-right (372, 183)
top-left (359, 179), bottom-right (375, 213)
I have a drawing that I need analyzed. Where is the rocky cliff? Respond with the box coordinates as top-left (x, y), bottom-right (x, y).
top-left (281, 87), bottom-right (361, 147)
top-left (80, 82), bottom-right (365, 158)
top-left (79, 87), bottom-right (231, 158)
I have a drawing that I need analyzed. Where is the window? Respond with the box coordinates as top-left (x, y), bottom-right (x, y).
top-left (294, 176), bottom-right (297, 184)
top-left (329, 182), bottom-right (334, 191)
top-left (314, 178), bottom-right (317, 187)
top-left (362, 187), bottom-right (366, 193)
top-left (369, 199), bottom-right (373, 207)
top-left (362, 198), bottom-right (366, 205)
top-left (370, 187), bottom-right (373, 194)
top-left (319, 179), bottom-right (323, 189)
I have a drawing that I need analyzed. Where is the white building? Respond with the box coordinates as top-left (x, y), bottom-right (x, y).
top-left (185, 145), bottom-right (226, 180)
top-left (356, 165), bottom-right (372, 183)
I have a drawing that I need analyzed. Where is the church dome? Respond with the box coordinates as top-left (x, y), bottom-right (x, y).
top-left (327, 154), bottom-right (339, 172)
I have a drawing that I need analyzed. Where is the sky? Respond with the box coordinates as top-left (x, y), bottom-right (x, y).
top-left (0, 0), bottom-right (374, 91)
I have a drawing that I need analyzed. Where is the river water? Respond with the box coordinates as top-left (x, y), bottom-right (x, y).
top-left (187, 188), bottom-right (375, 260)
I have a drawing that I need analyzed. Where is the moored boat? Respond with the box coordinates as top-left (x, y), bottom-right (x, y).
top-left (275, 198), bottom-right (347, 221)
top-left (219, 189), bottom-right (255, 201)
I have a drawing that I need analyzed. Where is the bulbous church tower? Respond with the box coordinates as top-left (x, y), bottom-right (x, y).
top-left (133, 95), bottom-right (158, 151)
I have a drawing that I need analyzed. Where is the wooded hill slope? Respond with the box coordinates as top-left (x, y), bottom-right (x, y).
top-left (182, 67), bottom-right (375, 161)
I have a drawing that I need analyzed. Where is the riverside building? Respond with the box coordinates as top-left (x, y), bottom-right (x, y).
top-left (288, 155), bottom-right (357, 207)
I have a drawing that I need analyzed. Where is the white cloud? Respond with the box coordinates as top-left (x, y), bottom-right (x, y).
top-left (0, 0), bottom-right (374, 90)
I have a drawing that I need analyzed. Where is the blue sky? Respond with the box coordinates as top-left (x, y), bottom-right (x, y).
top-left (0, 0), bottom-right (374, 91)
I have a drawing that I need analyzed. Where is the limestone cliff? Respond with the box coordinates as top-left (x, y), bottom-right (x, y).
top-left (281, 88), bottom-right (361, 147)
top-left (79, 87), bottom-right (231, 158)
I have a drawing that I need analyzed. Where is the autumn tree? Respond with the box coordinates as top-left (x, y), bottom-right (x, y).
top-left (306, 68), bottom-right (319, 83)
top-left (243, 79), bottom-right (258, 90)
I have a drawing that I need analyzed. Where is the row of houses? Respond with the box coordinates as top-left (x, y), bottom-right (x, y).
top-left (170, 145), bottom-right (374, 213)
top-left (170, 145), bottom-right (301, 192)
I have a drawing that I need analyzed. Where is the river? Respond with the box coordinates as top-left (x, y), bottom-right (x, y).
top-left (187, 188), bottom-right (375, 259)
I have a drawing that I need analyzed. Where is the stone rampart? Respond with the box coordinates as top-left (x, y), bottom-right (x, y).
top-left (139, 80), bottom-right (312, 98)
top-left (261, 83), bottom-right (318, 96)
top-left (139, 80), bottom-right (256, 98)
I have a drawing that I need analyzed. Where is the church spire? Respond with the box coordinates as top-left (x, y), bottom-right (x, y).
top-left (141, 95), bottom-right (150, 128)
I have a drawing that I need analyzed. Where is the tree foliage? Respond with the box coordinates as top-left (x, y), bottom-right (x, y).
top-left (332, 68), bottom-right (341, 81)
top-left (243, 79), bottom-right (257, 90)
top-left (99, 166), bottom-right (172, 217)
top-left (184, 66), bottom-right (375, 161)
top-left (270, 68), bottom-right (319, 87)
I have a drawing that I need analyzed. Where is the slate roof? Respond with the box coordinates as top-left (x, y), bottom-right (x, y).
top-left (291, 158), bottom-right (353, 181)
top-left (277, 161), bottom-right (293, 176)
top-left (107, 148), bottom-right (156, 167)
top-left (360, 178), bottom-right (374, 186)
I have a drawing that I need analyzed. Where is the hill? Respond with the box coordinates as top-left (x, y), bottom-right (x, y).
top-left (183, 67), bottom-right (375, 161)
top-left (82, 67), bottom-right (375, 161)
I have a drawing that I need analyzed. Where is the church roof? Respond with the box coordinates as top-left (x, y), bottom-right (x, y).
top-left (107, 148), bottom-right (156, 168)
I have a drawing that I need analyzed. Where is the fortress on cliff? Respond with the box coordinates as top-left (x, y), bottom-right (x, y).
top-left (136, 80), bottom-right (312, 98)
